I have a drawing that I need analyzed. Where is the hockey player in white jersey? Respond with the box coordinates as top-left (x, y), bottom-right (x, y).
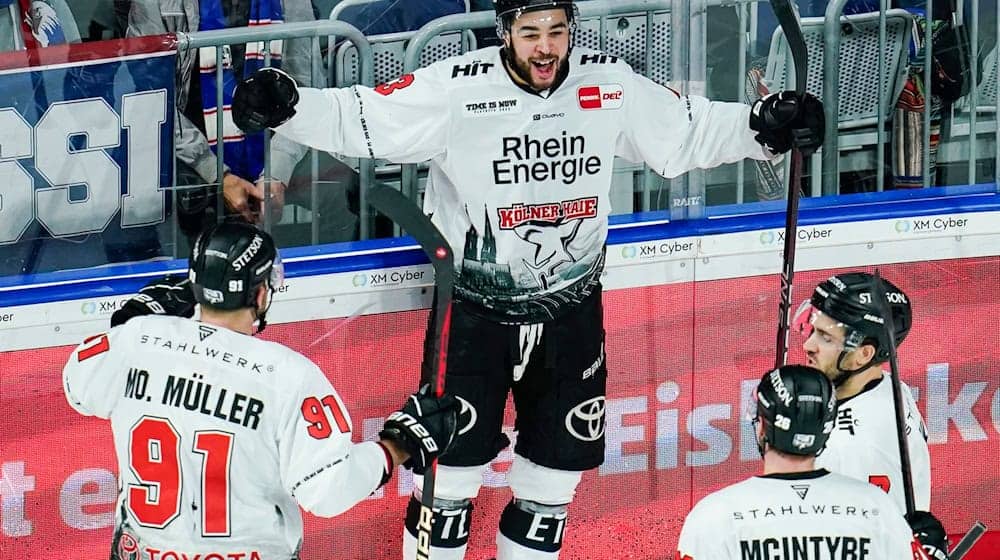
top-left (63, 222), bottom-right (459, 560)
top-left (677, 365), bottom-right (927, 560)
top-left (796, 272), bottom-right (948, 560)
top-left (230, 1), bottom-right (825, 558)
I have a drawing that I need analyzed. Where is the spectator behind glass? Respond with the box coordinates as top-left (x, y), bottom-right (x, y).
top-left (127, 0), bottom-right (360, 245)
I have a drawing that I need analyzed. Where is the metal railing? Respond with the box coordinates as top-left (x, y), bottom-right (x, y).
top-left (174, 4), bottom-right (999, 247)
top-left (176, 21), bottom-right (378, 239)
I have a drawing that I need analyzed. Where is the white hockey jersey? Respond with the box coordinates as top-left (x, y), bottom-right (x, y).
top-left (275, 47), bottom-right (770, 322)
top-left (677, 469), bottom-right (925, 560)
top-left (63, 315), bottom-right (389, 560)
top-left (816, 373), bottom-right (931, 513)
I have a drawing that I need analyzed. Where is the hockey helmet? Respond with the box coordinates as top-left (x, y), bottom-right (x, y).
top-left (494, 0), bottom-right (578, 35)
top-left (755, 365), bottom-right (837, 456)
top-left (799, 272), bottom-right (912, 363)
top-left (189, 221), bottom-right (283, 310)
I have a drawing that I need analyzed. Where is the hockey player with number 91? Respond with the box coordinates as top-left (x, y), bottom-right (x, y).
top-left (677, 365), bottom-right (928, 560)
top-left (62, 222), bottom-right (459, 560)
top-left (229, 0), bottom-right (825, 558)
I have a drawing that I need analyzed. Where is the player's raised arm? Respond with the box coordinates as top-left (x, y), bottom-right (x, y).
top-left (618, 72), bottom-right (824, 179)
top-left (231, 66), bottom-right (451, 164)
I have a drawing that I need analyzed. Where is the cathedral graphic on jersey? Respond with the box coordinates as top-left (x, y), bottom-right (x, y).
top-left (458, 207), bottom-right (518, 297)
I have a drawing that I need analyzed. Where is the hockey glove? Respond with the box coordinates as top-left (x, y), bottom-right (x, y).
top-left (379, 386), bottom-right (458, 475)
top-left (749, 91), bottom-right (825, 156)
top-left (110, 276), bottom-right (196, 328)
top-left (906, 511), bottom-right (949, 560)
top-left (232, 67), bottom-right (300, 134)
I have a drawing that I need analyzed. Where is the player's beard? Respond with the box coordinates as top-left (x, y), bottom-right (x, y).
top-left (509, 50), bottom-right (569, 91)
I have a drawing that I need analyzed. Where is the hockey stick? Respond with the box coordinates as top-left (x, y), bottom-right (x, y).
top-left (772, 0), bottom-right (808, 368)
top-left (950, 521), bottom-right (987, 560)
top-left (871, 275), bottom-right (989, 559)
top-left (367, 185), bottom-right (454, 560)
top-left (869, 269), bottom-right (916, 516)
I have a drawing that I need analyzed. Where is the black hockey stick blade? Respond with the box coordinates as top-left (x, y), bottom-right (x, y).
top-left (870, 269), bottom-right (916, 516)
top-left (771, 0), bottom-right (807, 368)
top-left (950, 521), bottom-right (987, 560)
top-left (366, 185), bottom-right (454, 560)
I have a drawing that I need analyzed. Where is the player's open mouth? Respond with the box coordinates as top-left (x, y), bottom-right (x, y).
top-left (532, 58), bottom-right (556, 79)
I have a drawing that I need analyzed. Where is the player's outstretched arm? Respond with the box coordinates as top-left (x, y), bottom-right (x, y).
top-left (285, 382), bottom-right (457, 518)
top-left (620, 74), bottom-right (824, 178)
top-left (232, 64), bottom-right (451, 165)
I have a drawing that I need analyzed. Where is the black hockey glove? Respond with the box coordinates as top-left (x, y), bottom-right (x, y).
top-left (110, 275), bottom-right (196, 328)
top-left (232, 67), bottom-right (300, 134)
top-left (379, 386), bottom-right (458, 475)
top-left (906, 511), bottom-right (949, 560)
top-left (749, 91), bottom-right (825, 156)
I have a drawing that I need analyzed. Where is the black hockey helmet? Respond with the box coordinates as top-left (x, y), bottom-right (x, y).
top-left (807, 271), bottom-right (912, 363)
top-left (755, 365), bottom-right (837, 456)
top-left (188, 221), bottom-right (283, 311)
top-left (494, 0), bottom-right (578, 36)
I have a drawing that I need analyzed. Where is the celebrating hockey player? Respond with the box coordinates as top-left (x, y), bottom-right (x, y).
top-left (63, 222), bottom-right (459, 560)
top-left (797, 271), bottom-right (949, 560)
top-left (230, 0), bottom-right (825, 558)
top-left (678, 365), bottom-right (928, 560)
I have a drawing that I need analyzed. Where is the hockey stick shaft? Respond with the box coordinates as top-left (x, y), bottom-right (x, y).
top-left (771, 0), bottom-right (807, 368)
top-left (870, 269), bottom-right (916, 516)
top-left (774, 149), bottom-right (802, 369)
top-left (950, 521), bottom-right (987, 560)
top-left (367, 185), bottom-right (454, 560)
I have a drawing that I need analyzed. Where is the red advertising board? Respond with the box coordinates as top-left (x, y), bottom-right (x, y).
top-left (1, 258), bottom-right (997, 559)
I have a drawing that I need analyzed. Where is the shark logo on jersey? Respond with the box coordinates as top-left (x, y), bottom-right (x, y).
top-left (489, 198), bottom-right (599, 290)
top-left (516, 219), bottom-right (583, 290)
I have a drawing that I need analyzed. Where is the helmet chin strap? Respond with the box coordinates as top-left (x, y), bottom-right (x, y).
top-left (831, 350), bottom-right (876, 387)
top-left (251, 287), bottom-right (276, 335)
